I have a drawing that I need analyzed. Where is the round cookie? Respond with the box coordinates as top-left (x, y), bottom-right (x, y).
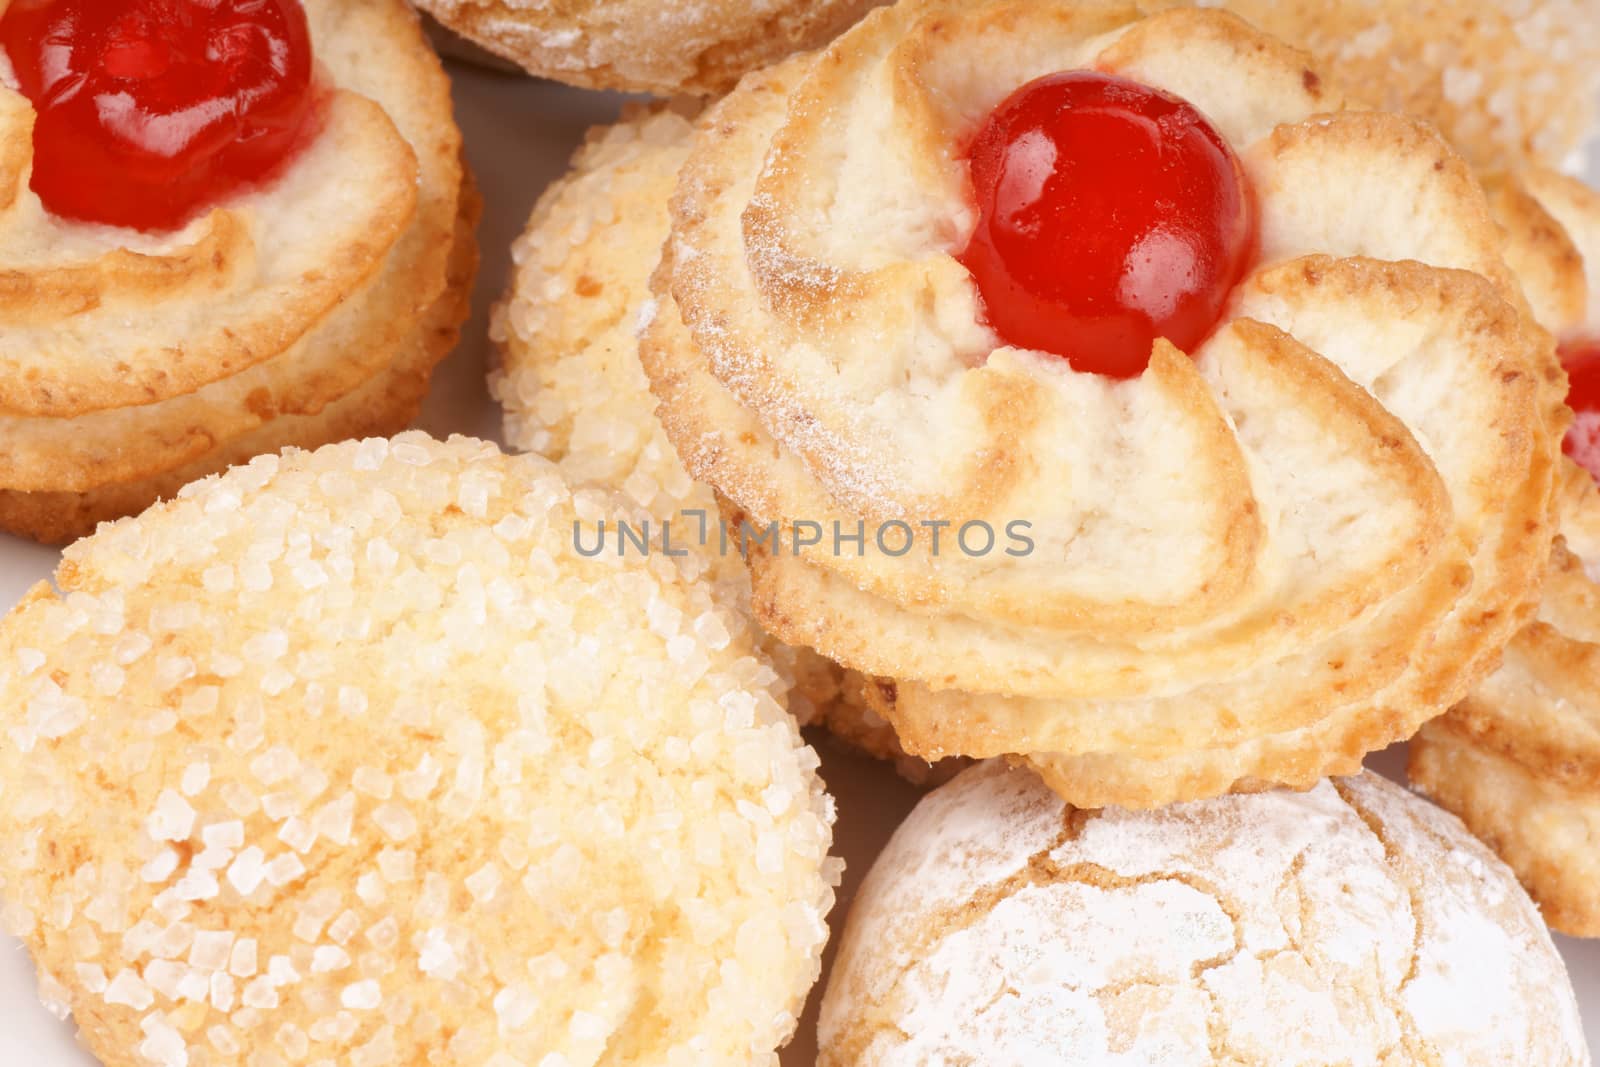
top-left (410, 0), bottom-right (884, 96)
top-left (491, 108), bottom-right (726, 596)
top-left (0, 0), bottom-right (478, 544)
top-left (1409, 169), bottom-right (1600, 935)
top-left (640, 0), bottom-right (1562, 807)
top-left (0, 173), bottom-right (480, 546)
top-left (0, 433), bottom-right (837, 1067)
top-left (818, 761), bottom-right (1588, 1066)
top-left (1134, 0), bottom-right (1600, 170)
top-left (489, 107), bottom-right (958, 784)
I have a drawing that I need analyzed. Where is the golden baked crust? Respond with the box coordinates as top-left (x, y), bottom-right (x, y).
top-left (818, 762), bottom-right (1586, 1065)
top-left (1134, 0), bottom-right (1600, 171)
top-left (491, 106), bottom-right (960, 782)
top-left (1410, 725), bottom-right (1600, 939)
top-left (0, 434), bottom-right (838, 1067)
top-left (0, 0), bottom-right (475, 542)
top-left (799, 661), bottom-right (965, 785)
top-left (642, 0), bottom-right (1560, 807)
top-left (0, 172), bottom-right (481, 545)
top-left (1411, 168), bottom-right (1600, 935)
top-left (411, 0), bottom-right (885, 95)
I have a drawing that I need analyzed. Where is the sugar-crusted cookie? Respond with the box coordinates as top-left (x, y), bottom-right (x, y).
top-left (1136, 0), bottom-right (1600, 171)
top-left (0, 433), bottom-right (838, 1067)
top-left (490, 106), bottom-right (959, 783)
top-left (1411, 169), bottom-right (1600, 935)
top-left (819, 761), bottom-right (1588, 1066)
top-left (0, 0), bottom-right (477, 544)
top-left (641, 0), bottom-right (1561, 807)
top-left (410, 0), bottom-right (884, 95)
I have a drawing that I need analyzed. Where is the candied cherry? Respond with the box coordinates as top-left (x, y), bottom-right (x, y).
top-left (1562, 339), bottom-right (1600, 481)
top-left (0, 0), bottom-right (320, 232)
top-left (959, 71), bottom-right (1257, 378)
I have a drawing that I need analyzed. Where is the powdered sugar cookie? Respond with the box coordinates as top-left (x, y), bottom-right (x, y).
top-left (819, 761), bottom-right (1588, 1066)
top-left (0, 433), bottom-right (837, 1067)
top-left (411, 0), bottom-right (884, 95)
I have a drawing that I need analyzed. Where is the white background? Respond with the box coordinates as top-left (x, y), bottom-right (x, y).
top-left (0, 61), bottom-right (1596, 1065)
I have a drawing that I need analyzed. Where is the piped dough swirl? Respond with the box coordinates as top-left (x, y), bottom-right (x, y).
top-left (0, 0), bottom-right (476, 543)
top-left (1411, 169), bottom-right (1600, 935)
top-left (642, 0), bottom-right (1563, 807)
top-left (1131, 0), bottom-right (1600, 172)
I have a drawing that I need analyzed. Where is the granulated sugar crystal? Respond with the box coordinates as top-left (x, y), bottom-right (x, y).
top-left (0, 434), bottom-right (835, 1067)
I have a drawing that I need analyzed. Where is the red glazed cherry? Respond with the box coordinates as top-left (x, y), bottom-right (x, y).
top-left (0, 0), bottom-right (319, 232)
top-left (959, 71), bottom-right (1257, 378)
top-left (1562, 339), bottom-right (1600, 481)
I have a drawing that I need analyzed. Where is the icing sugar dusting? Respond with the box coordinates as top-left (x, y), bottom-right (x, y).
top-left (819, 763), bottom-right (1587, 1066)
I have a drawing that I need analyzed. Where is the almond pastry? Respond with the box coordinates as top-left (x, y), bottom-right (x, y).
top-left (410, 0), bottom-right (885, 95)
top-left (491, 106), bottom-right (961, 784)
top-left (1410, 169), bottom-right (1600, 935)
top-left (1136, 0), bottom-right (1600, 171)
top-left (641, 0), bottom-right (1561, 807)
top-left (818, 761), bottom-right (1587, 1066)
top-left (0, 433), bottom-right (838, 1067)
top-left (0, 0), bottom-right (478, 544)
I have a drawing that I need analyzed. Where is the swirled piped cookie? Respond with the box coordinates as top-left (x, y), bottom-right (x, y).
top-left (411, 0), bottom-right (884, 95)
top-left (1134, 0), bottom-right (1600, 171)
top-left (1410, 170), bottom-right (1600, 935)
top-left (490, 107), bottom-right (961, 783)
top-left (818, 762), bottom-right (1588, 1066)
top-left (641, 0), bottom-right (1562, 807)
top-left (0, 0), bottom-right (477, 544)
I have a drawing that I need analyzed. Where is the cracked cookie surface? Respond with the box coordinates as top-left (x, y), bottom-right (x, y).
top-left (818, 761), bottom-right (1586, 1066)
top-left (412, 0), bottom-right (884, 95)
